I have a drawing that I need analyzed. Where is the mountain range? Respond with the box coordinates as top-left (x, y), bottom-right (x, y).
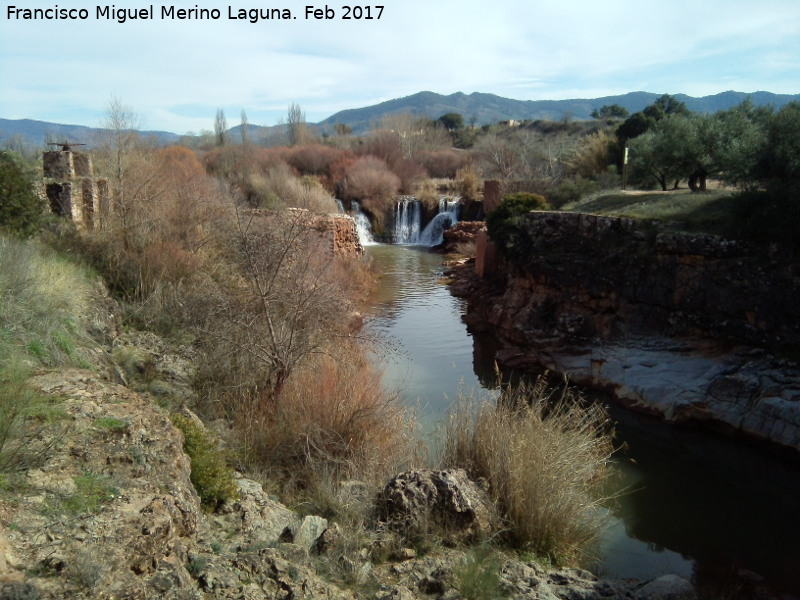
top-left (2, 90), bottom-right (798, 147)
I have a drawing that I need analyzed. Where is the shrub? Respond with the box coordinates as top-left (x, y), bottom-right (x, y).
top-left (486, 192), bottom-right (549, 260)
top-left (171, 414), bottom-right (238, 509)
top-left (285, 144), bottom-right (342, 176)
top-left (441, 377), bottom-right (613, 564)
top-left (230, 342), bottom-right (420, 496)
top-left (62, 471), bottom-right (119, 514)
top-left (454, 165), bottom-right (482, 201)
top-left (392, 158), bottom-right (427, 195)
top-left (0, 151), bottom-right (46, 238)
top-left (246, 162), bottom-right (338, 212)
top-left (419, 150), bottom-right (469, 179)
top-left (341, 156), bottom-right (401, 217)
top-left (566, 130), bottom-right (618, 178)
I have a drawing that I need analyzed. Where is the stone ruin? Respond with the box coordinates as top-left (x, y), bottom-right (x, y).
top-left (43, 146), bottom-right (109, 230)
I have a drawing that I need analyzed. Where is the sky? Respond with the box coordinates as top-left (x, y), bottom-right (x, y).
top-left (1, 0), bottom-right (798, 134)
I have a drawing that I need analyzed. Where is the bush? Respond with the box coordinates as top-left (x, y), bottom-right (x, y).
top-left (171, 414), bottom-right (238, 509)
top-left (230, 343), bottom-right (420, 496)
top-left (340, 156), bottom-right (401, 217)
top-left (285, 144), bottom-right (342, 176)
top-left (0, 151), bottom-right (46, 238)
top-left (486, 193), bottom-right (549, 260)
top-left (419, 150), bottom-right (469, 179)
top-left (441, 377), bottom-right (613, 564)
top-left (245, 162), bottom-right (338, 212)
top-left (454, 165), bottom-right (482, 201)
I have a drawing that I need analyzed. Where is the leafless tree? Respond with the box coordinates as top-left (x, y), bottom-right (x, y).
top-left (240, 110), bottom-right (249, 146)
top-left (287, 102), bottom-right (310, 146)
top-left (215, 108), bottom-right (228, 147)
top-left (202, 206), bottom-right (354, 404)
top-left (94, 95), bottom-right (161, 249)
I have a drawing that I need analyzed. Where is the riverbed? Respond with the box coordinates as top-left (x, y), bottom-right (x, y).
top-left (364, 244), bottom-right (800, 595)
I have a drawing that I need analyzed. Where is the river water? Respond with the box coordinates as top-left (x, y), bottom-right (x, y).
top-left (364, 244), bottom-right (800, 596)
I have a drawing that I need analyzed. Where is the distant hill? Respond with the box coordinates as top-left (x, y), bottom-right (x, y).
top-left (3, 91), bottom-right (798, 147)
top-left (318, 90), bottom-right (800, 134)
top-left (0, 118), bottom-right (180, 149)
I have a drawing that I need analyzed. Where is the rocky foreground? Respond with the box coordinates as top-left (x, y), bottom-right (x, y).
top-left (0, 364), bottom-right (705, 600)
top-left (0, 279), bottom-right (704, 600)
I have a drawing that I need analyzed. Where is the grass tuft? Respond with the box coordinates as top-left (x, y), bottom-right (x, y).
top-left (441, 376), bottom-right (614, 565)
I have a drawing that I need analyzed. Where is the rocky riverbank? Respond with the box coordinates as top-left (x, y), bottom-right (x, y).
top-left (0, 251), bottom-right (709, 600)
top-left (447, 211), bottom-right (800, 451)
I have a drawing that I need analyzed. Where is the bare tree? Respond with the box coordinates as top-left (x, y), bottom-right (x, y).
top-left (203, 206), bottom-right (353, 403)
top-left (214, 108), bottom-right (228, 147)
top-left (240, 109), bottom-right (249, 146)
top-left (287, 102), bottom-right (310, 146)
top-left (95, 95), bottom-right (160, 249)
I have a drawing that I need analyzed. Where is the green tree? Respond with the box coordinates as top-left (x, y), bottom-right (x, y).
top-left (486, 192), bottom-right (549, 259)
top-left (713, 100), bottom-right (770, 189)
top-left (763, 101), bottom-right (800, 192)
top-left (617, 94), bottom-right (691, 146)
top-left (628, 115), bottom-right (696, 191)
top-left (436, 112), bottom-right (465, 131)
top-left (591, 104), bottom-right (629, 121)
top-left (0, 151), bottom-right (45, 237)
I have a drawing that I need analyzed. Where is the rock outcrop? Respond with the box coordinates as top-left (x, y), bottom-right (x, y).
top-left (452, 211), bottom-right (800, 450)
top-left (377, 469), bottom-right (496, 544)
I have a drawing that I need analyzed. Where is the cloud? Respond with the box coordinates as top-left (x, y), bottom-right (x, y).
top-left (1, 0), bottom-right (797, 131)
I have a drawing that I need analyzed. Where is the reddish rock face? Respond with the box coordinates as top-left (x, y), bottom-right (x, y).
top-left (457, 211), bottom-right (800, 450)
top-left (288, 208), bottom-right (364, 258)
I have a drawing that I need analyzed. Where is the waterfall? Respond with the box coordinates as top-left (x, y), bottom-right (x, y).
top-left (417, 197), bottom-right (460, 246)
top-left (393, 196), bottom-right (461, 246)
top-left (335, 199), bottom-right (345, 213)
top-left (393, 198), bottom-right (421, 244)
top-left (351, 201), bottom-right (376, 246)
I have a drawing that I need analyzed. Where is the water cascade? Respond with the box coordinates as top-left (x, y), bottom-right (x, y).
top-left (418, 197), bottom-right (460, 246)
top-left (393, 197), bottom-right (460, 246)
top-left (351, 201), bottom-right (376, 246)
top-left (393, 198), bottom-right (421, 244)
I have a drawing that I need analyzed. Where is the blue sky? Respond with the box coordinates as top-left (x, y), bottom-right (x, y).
top-left (1, 0), bottom-right (798, 134)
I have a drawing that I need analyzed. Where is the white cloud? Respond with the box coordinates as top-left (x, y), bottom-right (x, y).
top-left (1, 0), bottom-right (798, 131)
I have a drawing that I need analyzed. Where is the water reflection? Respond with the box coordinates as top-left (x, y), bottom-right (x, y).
top-left (365, 244), bottom-right (800, 596)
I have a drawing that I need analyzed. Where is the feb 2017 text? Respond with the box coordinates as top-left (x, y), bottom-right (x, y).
top-left (5, 5), bottom-right (385, 23)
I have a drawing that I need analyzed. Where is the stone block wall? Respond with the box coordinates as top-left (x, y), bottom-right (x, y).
top-left (43, 150), bottom-right (108, 230)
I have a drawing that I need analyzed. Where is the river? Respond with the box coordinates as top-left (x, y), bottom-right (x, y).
top-left (364, 243), bottom-right (800, 596)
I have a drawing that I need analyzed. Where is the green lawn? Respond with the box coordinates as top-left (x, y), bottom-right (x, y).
top-left (562, 188), bottom-right (799, 250)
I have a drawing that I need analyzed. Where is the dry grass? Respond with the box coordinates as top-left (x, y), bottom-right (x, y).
top-left (0, 234), bottom-right (94, 366)
top-left (246, 162), bottom-right (339, 212)
top-left (232, 341), bottom-right (421, 496)
top-left (441, 377), bottom-right (614, 564)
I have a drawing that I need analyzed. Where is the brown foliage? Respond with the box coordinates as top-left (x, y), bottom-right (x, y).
top-left (285, 144), bottom-right (342, 175)
top-left (418, 150), bottom-right (469, 179)
top-left (231, 343), bottom-right (419, 487)
top-left (340, 156), bottom-right (401, 217)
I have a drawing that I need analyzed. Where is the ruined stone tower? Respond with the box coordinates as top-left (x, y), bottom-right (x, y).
top-left (43, 145), bottom-right (109, 230)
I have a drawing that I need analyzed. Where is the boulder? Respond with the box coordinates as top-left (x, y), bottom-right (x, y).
top-left (279, 515), bottom-right (329, 553)
top-left (377, 469), bottom-right (495, 543)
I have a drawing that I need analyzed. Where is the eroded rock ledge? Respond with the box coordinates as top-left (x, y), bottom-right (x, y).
top-left (450, 211), bottom-right (800, 451)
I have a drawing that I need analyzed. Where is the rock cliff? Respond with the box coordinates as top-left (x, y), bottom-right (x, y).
top-left (451, 211), bottom-right (800, 450)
